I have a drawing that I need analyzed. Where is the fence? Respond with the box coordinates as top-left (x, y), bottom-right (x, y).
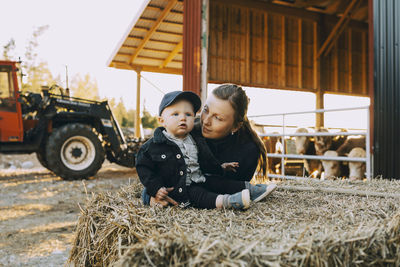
top-left (250, 106), bottom-right (371, 180)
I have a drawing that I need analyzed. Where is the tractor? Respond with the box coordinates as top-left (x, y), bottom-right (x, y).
top-left (0, 60), bottom-right (143, 180)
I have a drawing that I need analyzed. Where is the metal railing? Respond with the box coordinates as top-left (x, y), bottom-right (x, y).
top-left (250, 106), bottom-right (371, 180)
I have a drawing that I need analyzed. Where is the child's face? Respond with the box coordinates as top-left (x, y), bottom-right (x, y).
top-left (159, 99), bottom-right (195, 139)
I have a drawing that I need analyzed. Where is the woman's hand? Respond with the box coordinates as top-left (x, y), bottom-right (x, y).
top-left (153, 187), bottom-right (178, 207)
top-left (221, 162), bottom-right (239, 172)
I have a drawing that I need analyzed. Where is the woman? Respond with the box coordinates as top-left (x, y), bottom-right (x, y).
top-left (142, 83), bottom-right (269, 206)
top-left (200, 83), bottom-right (267, 182)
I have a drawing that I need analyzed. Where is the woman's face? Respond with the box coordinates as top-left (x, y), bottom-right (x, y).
top-left (200, 93), bottom-right (237, 139)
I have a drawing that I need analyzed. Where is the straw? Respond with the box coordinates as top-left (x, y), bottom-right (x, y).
top-left (68, 178), bottom-right (400, 266)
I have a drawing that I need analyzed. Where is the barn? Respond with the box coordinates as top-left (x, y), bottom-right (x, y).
top-left (107, 0), bottom-right (400, 179)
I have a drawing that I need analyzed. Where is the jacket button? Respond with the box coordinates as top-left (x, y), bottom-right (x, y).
top-left (161, 154), bottom-right (166, 159)
top-left (176, 154), bottom-right (181, 159)
top-left (178, 188), bottom-right (182, 193)
top-left (179, 170), bottom-right (184, 175)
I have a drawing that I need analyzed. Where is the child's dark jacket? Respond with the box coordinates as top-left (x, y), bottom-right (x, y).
top-left (135, 127), bottom-right (223, 203)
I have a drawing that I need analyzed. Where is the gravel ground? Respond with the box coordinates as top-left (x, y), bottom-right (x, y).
top-left (0, 154), bottom-right (137, 266)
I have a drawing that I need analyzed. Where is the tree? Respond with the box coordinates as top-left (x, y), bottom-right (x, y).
top-left (107, 97), bottom-right (136, 128)
top-left (70, 73), bottom-right (100, 100)
top-left (1, 25), bottom-right (58, 92)
top-left (141, 108), bottom-right (158, 129)
top-left (2, 39), bottom-right (16, 60)
top-left (21, 25), bottom-right (57, 92)
top-left (125, 109), bottom-right (136, 127)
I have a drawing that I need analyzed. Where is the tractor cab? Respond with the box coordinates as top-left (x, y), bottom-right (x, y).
top-left (0, 61), bottom-right (23, 142)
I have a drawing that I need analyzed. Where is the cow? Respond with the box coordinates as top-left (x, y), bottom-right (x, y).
top-left (336, 136), bottom-right (366, 156)
top-left (294, 128), bottom-right (311, 155)
top-left (348, 147), bottom-right (366, 180)
top-left (314, 127), bottom-right (348, 154)
top-left (263, 132), bottom-right (282, 174)
top-left (314, 128), bottom-right (332, 155)
top-left (294, 128), bottom-right (322, 177)
top-left (321, 150), bottom-right (349, 180)
top-left (321, 150), bottom-right (340, 180)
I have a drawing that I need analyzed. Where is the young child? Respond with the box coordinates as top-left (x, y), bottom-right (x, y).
top-left (136, 91), bottom-right (276, 210)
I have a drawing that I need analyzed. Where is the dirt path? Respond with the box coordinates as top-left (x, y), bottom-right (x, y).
top-left (0, 156), bottom-right (138, 266)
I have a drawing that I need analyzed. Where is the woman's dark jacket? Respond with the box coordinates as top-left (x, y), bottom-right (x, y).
top-left (198, 124), bottom-right (260, 182)
top-left (135, 127), bottom-right (223, 203)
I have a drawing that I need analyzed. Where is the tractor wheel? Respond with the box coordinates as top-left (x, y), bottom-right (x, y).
top-left (36, 147), bottom-right (50, 170)
top-left (46, 123), bottom-right (105, 180)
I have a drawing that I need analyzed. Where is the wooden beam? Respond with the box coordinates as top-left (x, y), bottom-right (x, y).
top-left (333, 42), bottom-right (339, 91)
top-left (313, 22), bottom-right (318, 90)
top-left (246, 9), bottom-right (251, 83)
top-left (264, 13), bottom-right (269, 85)
top-left (200, 0), bottom-right (209, 102)
top-left (323, 0), bottom-right (362, 57)
top-left (147, 4), bottom-right (183, 14)
top-left (139, 17), bottom-right (183, 27)
top-left (361, 31), bottom-right (367, 95)
top-left (137, 55), bottom-right (182, 62)
top-left (109, 61), bottom-right (182, 74)
top-left (127, 36), bottom-right (179, 45)
top-left (227, 7), bottom-right (232, 82)
top-left (314, 21), bottom-right (323, 127)
top-left (215, 0), bottom-right (321, 21)
top-left (281, 16), bottom-right (286, 87)
top-left (160, 39), bottom-right (183, 68)
top-left (133, 27), bottom-right (182, 38)
top-left (135, 65), bottom-right (182, 75)
top-left (316, 89), bottom-right (324, 127)
top-left (135, 69), bottom-right (142, 138)
top-left (348, 29), bottom-right (352, 93)
top-left (130, 0), bottom-right (179, 64)
top-left (208, 78), bottom-right (318, 93)
top-left (116, 52), bottom-right (133, 57)
top-left (324, 0), bottom-right (345, 15)
top-left (122, 45), bottom-right (180, 54)
top-left (316, 0), bottom-right (359, 59)
top-left (298, 18), bottom-right (302, 88)
top-left (153, 30), bottom-right (182, 38)
top-left (352, 5), bottom-right (368, 21)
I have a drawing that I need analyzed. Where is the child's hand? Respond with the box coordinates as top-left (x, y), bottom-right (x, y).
top-left (155, 187), bottom-right (178, 206)
top-left (221, 162), bottom-right (239, 172)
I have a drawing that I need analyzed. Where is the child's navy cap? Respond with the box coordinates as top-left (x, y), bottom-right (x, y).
top-left (159, 91), bottom-right (201, 116)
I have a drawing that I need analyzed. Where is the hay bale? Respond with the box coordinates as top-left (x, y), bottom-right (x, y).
top-left (68, 179), bottom-right (400, 266)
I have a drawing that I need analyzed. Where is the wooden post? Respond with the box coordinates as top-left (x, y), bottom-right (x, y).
top-left (200, 0), bottom-right (209, 102)
top-left (361, 31), bottom-right (367, 95)
top-left (348, 29), bottom-right (353, 93)
top-left (313, 22), bottom-right (318, 90)
top-left (264, 13), bottom-right (269, 85)
top-left (316, 0), bottom-right (359, 59)
top-left (135, 69), bottom-right (142, 138)
top-left (333, 43), bottom-right (339, 91)
top-left (246, 9), bottom-right (251, 83)
top-left (281, 16), bottom-right (286, 87)
top-left (316, 90), bottom-right (324, 128)
top-left (313, 21), bottom-right (323, 128)
top-left (298, 18), bottom-right (302, 88)
top-left (183, 0), bottom-right (202, 95)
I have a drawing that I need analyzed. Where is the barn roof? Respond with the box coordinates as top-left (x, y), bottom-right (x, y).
top-left (107, 0), bottom-right (183, 74)
top-left (107, 0), bottom-right (368, 75)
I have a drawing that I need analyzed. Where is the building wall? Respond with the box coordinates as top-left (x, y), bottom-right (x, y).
top-left (373, 0), bottom-right (400, 178)
top-left (208, 0), bottom-right (369, 96)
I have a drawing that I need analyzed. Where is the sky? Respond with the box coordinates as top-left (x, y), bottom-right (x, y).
top-left (0, 0), bottom-right (370, 131)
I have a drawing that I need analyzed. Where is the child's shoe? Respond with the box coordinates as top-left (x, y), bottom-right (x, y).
top-left (246, 183), bottom-right (277, 202)
top-left (223, 189), bottom-right (251, 210)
